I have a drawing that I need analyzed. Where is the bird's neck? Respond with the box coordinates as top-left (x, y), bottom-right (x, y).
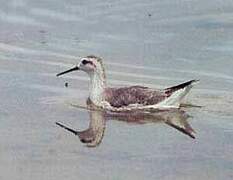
top-left (89, 71), bottom-right (106, 106)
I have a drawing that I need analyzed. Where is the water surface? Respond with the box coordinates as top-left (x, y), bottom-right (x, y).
top-left (0, 0), bottom-right (233, 179)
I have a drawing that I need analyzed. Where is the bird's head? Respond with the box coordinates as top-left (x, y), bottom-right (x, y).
top-left (56, 55), bottom-right (105, 79)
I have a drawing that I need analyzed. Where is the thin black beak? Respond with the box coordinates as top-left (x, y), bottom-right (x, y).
top-left (56, 66), bottom-right (79, 77)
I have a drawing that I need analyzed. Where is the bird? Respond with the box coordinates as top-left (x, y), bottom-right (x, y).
top-left (56, 55), bottom-right (199, 111)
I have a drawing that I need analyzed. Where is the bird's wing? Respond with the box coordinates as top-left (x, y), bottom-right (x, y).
top-left (105, 86), bottom-right (167, 108)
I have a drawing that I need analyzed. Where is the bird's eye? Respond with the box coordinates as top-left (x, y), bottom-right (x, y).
top-left (82, 60), bottom-right (89, 65)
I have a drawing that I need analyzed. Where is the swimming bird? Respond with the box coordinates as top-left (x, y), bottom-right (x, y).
top-left (56, 55), bottom-right (199, 111)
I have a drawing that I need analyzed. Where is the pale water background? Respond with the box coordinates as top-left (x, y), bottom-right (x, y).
top-left (0, 0), bottom-right (233, 179)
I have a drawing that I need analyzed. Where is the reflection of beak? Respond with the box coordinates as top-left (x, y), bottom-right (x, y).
top-left (56, 66), bottom-right (79, 77)
top-left (55, 122), bottom-right (78, 135)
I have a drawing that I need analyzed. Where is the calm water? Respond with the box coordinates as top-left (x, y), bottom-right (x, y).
top-left (1, 0), bottom-right (233, 179)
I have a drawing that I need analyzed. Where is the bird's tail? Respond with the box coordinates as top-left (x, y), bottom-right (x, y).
top-left (165, 79), bottom-right (199, 93)
top-left (160, 80), bottom-right (199, 108)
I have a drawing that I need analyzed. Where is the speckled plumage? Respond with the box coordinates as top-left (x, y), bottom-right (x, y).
top-left (57, 56), bottom-right (199, 111)
top-left (103, 79), bottom-right (198, 109)
top-left (104, 86), bottom-right (168, 108)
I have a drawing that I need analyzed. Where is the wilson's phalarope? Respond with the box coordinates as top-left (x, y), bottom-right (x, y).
top-left (57, 55), bottom-right (199, 111)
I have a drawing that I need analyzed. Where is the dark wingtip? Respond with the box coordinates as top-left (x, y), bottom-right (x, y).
top-left (165, 79), bottom-right (200, 93)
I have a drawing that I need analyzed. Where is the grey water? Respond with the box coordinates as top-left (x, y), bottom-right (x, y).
top-left (0, 0), bottom-right (233, 179)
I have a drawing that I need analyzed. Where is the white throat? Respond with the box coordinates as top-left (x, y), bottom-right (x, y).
top-left (88, 71), bottom-right (106, 106)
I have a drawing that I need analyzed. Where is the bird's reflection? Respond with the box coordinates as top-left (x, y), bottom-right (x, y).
top-left (56, 110), bottom-right (106, 147)
top-left (56, 107), bottom-right (196, 147)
